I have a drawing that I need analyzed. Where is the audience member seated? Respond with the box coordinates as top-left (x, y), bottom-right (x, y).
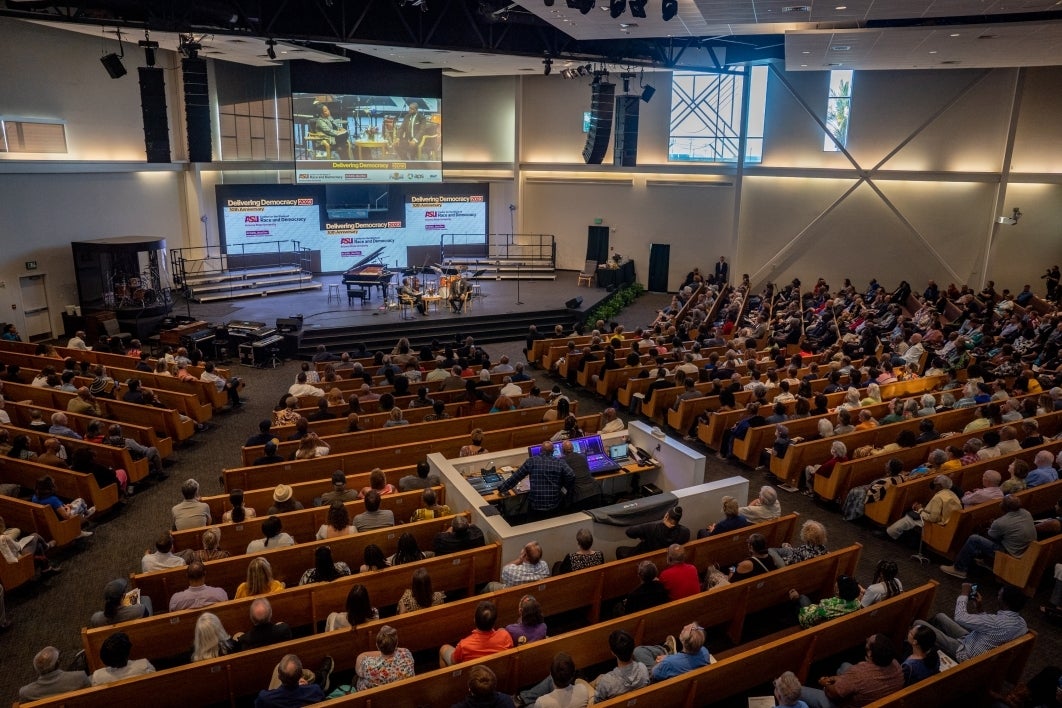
top-left (32, 475), bottom-right (95, 531)
top-left (885, 474), bottom-right (963, 542)
top-left (194, 527), bottom-right (231, 563)
top-left (730, 533), bottom-right (778, 582)
top-left (589, 630), bottom-right (650, 703)
top-left (354, 624), bottom-right (415, 692)
top-left (901, 624), bottom-right (941, 686)
top-left (397, 567), bottom-right (446, 614)
top-left (325, 584), bottom-right (379, 631)
top-left (775, 519), bottom-right (829, 565)
top-left (317, 500), bottom-right (356, 540)
top-left (941, 495), bottom-right (1036, 579)
top-left (398, 460), bottom-right (441, 492)
top-left (90, 632), bottom-right (156, 686)
top-left (267, 484), bottom-right (304, 515)
top-left (615, 505), bottom-right (690, 560)
top-left (90, 578), bottom-right (153, 627)
top-left (698, 495), bottom-right (752, 539)
top-left (246, 515), bottom-right (296, 554)
top-left (354, 489), bottom-right (396, 532)
top-left (141, 531), bottom-right (187, 573)
top-left (255, 653), bottom-right (327, 708)
top-left (235, 557), bottom-right (286, 599)
top-left (860, 559), bottom-right (903, 608)
top-left (387, 532), bottom-right (431, 566)
top-left (740, 485), bottom-right (782, 521)
top-left (191, 612), bottom-right (237, 662)
top-left (104, 423), bottom-right (165, 479)
top-left (554, 527), bottom-right (605, 574)
top-left (659, 544), bottom-right (700, 601)
top-left (505, 593), bottom-right (547, 646)
top-left (439, 600), bottom-right (515, 667)
top-left (916, 583), bottom-right (1028, 662)
top-left (799, 633), bottom-right (904, 707)
top-left (223, 489), bottom-right (256, 523)
top-left (789, 574), bottom-right (861, 628)
top-left (485, 541), bottom-right (549, 592)
top-left (18, 646), bottom-right (90, 701)
top-left (169, 561), bottom-right (228, 611)
top-left (359, 467), bottom-right (398, 499)
top-left (299, 545), bottom-right (351, 585)
top-left (622, 560), bottom-right (670, 614)
top-left (172, 478), bottom-right (211, 530)
top-left (253, 440), bottom-right (284, 466)
top-left (410, 488), bottom-right (452, 523)
top-left (319, 470), bottom-right (359, 505)
top-left (1027, 449), bottom-right (1060, 487)
top-left (632, 621), bottom-right (710, 682)
top-left (452, 665), bottom-right (515, 708)
top-left (433, 515), bottom-right (486, 556)
top-left (962, 470), bottom-right (1005, 507)
top-left (236, 597), bottom-right (292, 651)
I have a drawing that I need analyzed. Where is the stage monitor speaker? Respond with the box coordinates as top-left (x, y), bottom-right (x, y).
top-left (181, 57), bottom-right (212, 163)
top-left (565, 296), bottom-right (584, 309)
top-left (138, 67), bottom-right (171, 163)
top-left (582, 82), bottom-right (615, 165)
top-left (276, 317), bottom-right (303, 333)
top-left (613, 95), bottom-right (640, 167)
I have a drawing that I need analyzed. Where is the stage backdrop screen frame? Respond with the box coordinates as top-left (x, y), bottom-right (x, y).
top-left (216, 183), bottom-right (488, 274)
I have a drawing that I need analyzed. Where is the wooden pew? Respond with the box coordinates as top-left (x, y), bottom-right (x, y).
top-left (864, 441), bottom-right (1062, 527)
top-left (268, 401), bottom-right (467, 438)
top-left (131, 513), bottom-right (466, 606)
top-left (921, 479), bottom-right (1062, 559)
top-left (0, 456), bottom-right (120, 515)
top-left (221, 415), bottom-right (600, 493)
top-left (0, 535), bottom-right (37, 590)
top-left (0, 494), bottom-right (82, 547)
top-left (811, 410), bottom-right (1056, 503)
top-left (864, 632), bottom-right (1036, 708)
top-left (1, 423), bottom-right (150, 484)
top-left (80, 543), bottom-right (502, 672)
top-left (993, 534), bottom-right (1062, 597)
top-left (169, 487), bottom-right (444, 556)
top-left (4, 398), bottom-right (173, 460)
top-left (245, 405), bottom-right (567, 467)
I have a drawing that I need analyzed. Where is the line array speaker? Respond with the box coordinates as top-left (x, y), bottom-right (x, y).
top-left (182, 57), bottom-right (212, 163)
top-left (582, 82), bottom-right (616, 165)
top-left (613, 95), bottom-right (640, 167)
top-left (138, 67), bottom-right (171, 164)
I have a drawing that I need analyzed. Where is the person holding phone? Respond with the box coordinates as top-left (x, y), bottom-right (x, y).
top-left (913, 583), bottom-right (1028, 662)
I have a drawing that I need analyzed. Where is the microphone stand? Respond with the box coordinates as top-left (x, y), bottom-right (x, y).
top-left (516, 261), bottom-right (524, 306)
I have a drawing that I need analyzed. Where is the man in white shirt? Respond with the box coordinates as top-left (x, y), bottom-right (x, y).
top-left (288, 371), bottom-right (324, 398)
top-left (172, 478), bottom-right (212, 530)
top-left (141, 532), bottom-right (187, 573)
top-left (66, 331), bottom-right (91, 351)
top-left (499, 376), bottom-right (522, 397)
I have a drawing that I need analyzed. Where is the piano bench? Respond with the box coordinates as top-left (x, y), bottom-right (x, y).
top-left (346, 288), bottom-right (369, 305)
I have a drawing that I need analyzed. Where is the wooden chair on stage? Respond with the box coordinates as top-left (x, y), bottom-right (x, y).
top-left (577, 260), bottom-right (597, 287)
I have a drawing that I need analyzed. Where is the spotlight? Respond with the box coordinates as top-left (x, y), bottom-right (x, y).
top-left (179, 34), bottom-right (201, 60)
top-left (577, 65), bottom-right (589, 76)
top-left (609, 0), bottom-right (626, 17)
top-left (100, 52), bottom-right (126, 79)
top-left (265, 39), bottom-right (277, 60)
top-left (628, 0), bottom-right (647, 18)
top-left (543, 57), bottom-right (553, 75)
top-left (662, 0), bottom-right (677, 20)
top-left (640, 84), bottom-right (655, 102)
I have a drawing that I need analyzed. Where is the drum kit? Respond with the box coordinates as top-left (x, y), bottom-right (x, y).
top-left (109, 272), bottom-right (161, 309)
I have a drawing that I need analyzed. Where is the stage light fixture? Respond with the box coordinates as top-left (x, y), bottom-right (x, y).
top-left (179, 34), bottom-right (201, 60)
top-left (609, 0), bottom-right (626, 18)
top-left (641, 84), bottom-right (655, 102)
top-left (542, 57), bottom-right (553, 75)
top-left (266, 39), bottom-right (277, 60)
top-left (628, 0), bottom-right (647, 18)
top-left (662, 0), bottom-right (677, 20)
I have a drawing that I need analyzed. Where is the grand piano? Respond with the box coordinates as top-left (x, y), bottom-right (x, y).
top-left (341, 246), bottom-right (393, 300)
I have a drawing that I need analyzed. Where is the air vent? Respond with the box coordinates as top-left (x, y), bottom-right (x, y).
top-left (782, 5), bottom-right (811, 12)
top-left (941, 60), bottom-right (961, 64)
top-left (830, 45), bottom-right (851, 51)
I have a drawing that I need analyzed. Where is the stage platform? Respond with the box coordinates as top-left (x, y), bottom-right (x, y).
top-left (169, 271), bottom-right (612, 356)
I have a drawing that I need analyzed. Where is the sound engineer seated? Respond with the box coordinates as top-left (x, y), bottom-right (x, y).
top-left (495, 440), bottom-right (574, 518)
top-left (398, 277), bottom-right (427, 316)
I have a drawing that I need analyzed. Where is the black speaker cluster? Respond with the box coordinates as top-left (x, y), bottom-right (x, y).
top-left (182, 58), bottom-right (212, 163)
top-left (138, 67), bottom-right (171, 163)
top-left (582, 82), bottom-right (616, 165)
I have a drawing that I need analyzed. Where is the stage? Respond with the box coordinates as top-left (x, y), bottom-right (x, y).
top-left (168, 271), bottom-right (614, 356)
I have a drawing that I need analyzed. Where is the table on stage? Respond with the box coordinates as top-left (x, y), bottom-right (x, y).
top-left (596, 260), bottom-right (636, 288)
top-left (354, 140), bottom-right (389, 159)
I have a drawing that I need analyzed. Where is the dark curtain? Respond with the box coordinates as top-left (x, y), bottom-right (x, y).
top-left (648, 243), bottom-right (670, 292)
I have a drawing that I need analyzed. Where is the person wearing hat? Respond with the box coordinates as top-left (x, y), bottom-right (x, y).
top-left (268, 484), bottom-right (304, 515)
top-left (320, 470), bottom-right (359, 505)
top-left (253, 440), bottom-right (285, 466)
top-left (89, 578), bottom-right (153, 627)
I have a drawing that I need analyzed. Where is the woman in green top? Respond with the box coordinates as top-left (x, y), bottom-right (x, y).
top-left (790, 574), bottom-right (862, 628)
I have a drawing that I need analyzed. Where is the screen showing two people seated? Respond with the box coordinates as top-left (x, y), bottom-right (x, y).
top-left (293, 92), bottom-right (441, 184)
top-left (528, 435), bottom-right (607, 459)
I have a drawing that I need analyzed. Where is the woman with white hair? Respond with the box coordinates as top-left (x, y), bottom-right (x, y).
top-left (803, 441), bottom-right (848, 497)
top-left (191, 612), bottom-right (236, 662)
top-left (816, 418), bottom-right (835, 439)
top-left (739, 485), bottom-right (781, 522)
top-left (838, 387), bottom-right (861, 411)
top-left (917, 394), bottom-right (937, 416)
top-left (860, 382), bottom-right (882, 407)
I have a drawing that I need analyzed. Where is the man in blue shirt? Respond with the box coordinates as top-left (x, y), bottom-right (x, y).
top-left (915, 584), bottom-right (1027, 662)
top-left (254, 654), bottom-right (329, 708)
top-left (496, 441), bottom-right (574, 515)
top-left (1026, 450), bottom-right (1059, 487)
top-left (633, 622), bottom-right (710, 681)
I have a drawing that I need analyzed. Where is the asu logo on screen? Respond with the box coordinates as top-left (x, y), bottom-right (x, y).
top-left (339, 237), bottom-right (354, 245)
top-left (244, 216), bottom-right (260, 223)
top-left (425, 211), bottom-right (438, 218)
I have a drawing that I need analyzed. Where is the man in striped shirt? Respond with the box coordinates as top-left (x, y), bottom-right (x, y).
top-left (915, 583), bottom-right (1027, 662)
